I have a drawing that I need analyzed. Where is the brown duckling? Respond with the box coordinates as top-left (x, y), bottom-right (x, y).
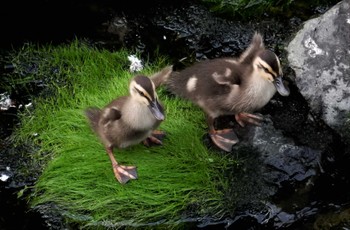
top-left (152, 32), bottom-right (290, 152)
top-left (85, 69), bottom-right (171, 184)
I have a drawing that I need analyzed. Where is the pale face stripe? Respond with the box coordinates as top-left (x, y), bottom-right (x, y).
top-left (255, 57), bottom-right (278, 78)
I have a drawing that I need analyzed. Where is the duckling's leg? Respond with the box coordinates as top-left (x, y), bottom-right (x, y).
top-left (106, 146), bottom-right (137, 184)
top-left (235, 112), bottom-right (263, 127)
top-left (207, 116), bottom-right (239, 152)
top-left (143, 130), bottom-right (166, 147)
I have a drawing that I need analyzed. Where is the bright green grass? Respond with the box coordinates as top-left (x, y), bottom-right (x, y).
top-left (12, 40), bottom-right (237, 228)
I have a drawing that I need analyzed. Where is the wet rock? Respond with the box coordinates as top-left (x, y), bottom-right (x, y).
top-left (285, 4), bottom-right (350, 228)
top-left (237, 116), bottom-right (321, 189)
top-left (287, 0), bottom-right (350, 142)
top-left (313, 205), bottom-right (350, 229)
top-left (225, 117), bottom-right (322, 228)
top-left (112, 1), bottom-right (297, 64)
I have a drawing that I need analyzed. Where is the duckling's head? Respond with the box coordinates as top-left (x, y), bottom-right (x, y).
top-left (254, 50), bottom-right (290, 96)
top-left (129, 75), bottom-right (165, 121)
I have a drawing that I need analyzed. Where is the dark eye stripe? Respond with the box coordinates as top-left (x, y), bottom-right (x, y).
top-left (258, 64), bottom-right (276, 78)
top-left (135, 87), bottom-right (144, 96)
top-left (135, 87), bottom-right (152, 103)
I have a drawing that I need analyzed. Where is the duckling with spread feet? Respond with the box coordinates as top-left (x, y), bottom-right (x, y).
top-left (85, 68), bottom-right (171, 184)
top-left (153, 32), bottom-right (290, 152)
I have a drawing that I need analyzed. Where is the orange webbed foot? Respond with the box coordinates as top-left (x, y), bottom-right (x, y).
top-left (112, 163), bottom-right (137, 184)
top-left (143, 130), bottom-right (166, 147)
top-left (235, 113), bottom-right (263, 127)
top-left (209, 129), bottom-right (239, 152)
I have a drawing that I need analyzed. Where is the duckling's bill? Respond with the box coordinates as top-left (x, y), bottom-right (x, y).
top-left (148, 100), bottom-right (165, 121)
top-left (274, 76), bottom-right (290, 96)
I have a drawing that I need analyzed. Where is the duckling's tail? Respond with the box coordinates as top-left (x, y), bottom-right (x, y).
top-left (85, 107), bottom-right (101, 133)
top-left (238, 32), bottom-right (265, 64)
top-left (150, 65), bottom-right (173, 88)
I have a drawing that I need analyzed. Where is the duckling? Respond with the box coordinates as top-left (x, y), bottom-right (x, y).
top-left (85, 69), bottom-right (170, 184)
top-left (152, 32), bottom-right (290, 152)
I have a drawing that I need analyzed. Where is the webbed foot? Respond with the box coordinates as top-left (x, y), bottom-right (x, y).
top-left (209, 129), bottom-right (239, 152)
top-left (235, 112), bottom-right (263, 127)
top-left (143, 130), bottom-right (166, 147)
top-left (112, 163), bottom-right (137, 184)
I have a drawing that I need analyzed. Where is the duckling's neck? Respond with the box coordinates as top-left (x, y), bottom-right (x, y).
top-left (231, 69), bottom-right (276, 113)
top-left (123, 98), bottom-right (158, 130)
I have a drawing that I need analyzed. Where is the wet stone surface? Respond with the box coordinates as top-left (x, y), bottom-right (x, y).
top-left (1, 0), bottom-right (350, 229)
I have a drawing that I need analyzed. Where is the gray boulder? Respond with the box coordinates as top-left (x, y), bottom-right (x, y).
top-left (287, 0), bottom-right (350, 140)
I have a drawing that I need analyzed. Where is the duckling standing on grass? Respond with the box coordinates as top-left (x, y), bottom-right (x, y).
top-left (85, 68), bottom-right (171, 184)
top-left (152, 32), bottom-right (290, 152)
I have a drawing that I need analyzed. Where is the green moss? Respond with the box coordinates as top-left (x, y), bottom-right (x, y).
top-left (11, 40), bottom-right (238, 228)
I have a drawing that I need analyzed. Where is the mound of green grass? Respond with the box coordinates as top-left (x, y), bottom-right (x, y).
top-left (11, 41), bottom-right (238, 228)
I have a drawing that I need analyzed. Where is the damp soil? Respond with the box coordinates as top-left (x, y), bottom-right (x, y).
top-left (1, 0), bottom-right (348, 229)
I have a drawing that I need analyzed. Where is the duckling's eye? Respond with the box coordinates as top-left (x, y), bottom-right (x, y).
top-left (134, 87), bottom-right (145, 97)
top-left (258, 64), bottom-right (276, 78)
top-left (258, 64), bottom-right (269, 73)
